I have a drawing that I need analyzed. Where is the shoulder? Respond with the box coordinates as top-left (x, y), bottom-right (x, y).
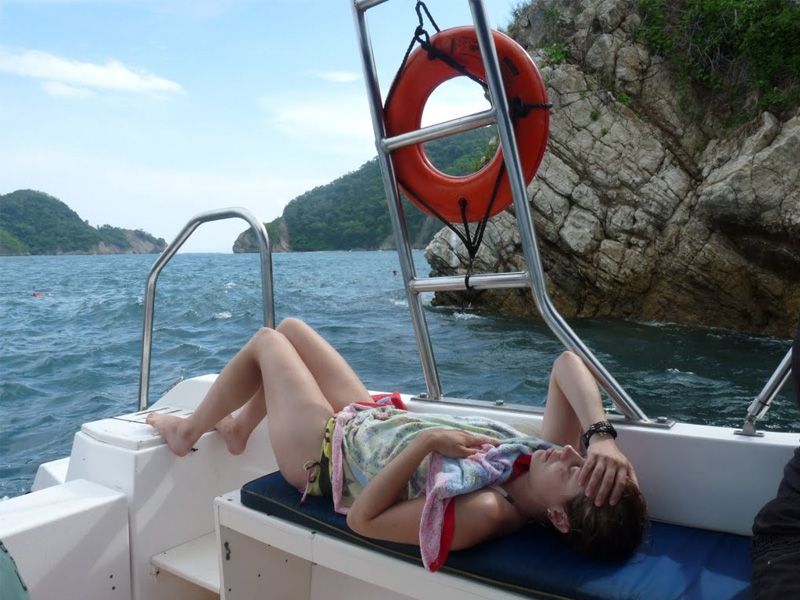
top-left (451, 488), bottom-right (521, 550)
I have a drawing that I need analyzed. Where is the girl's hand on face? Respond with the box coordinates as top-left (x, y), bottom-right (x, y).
top-left (578, 437), bottom-right (638, 506)
top-left (421, 429), bottom-right (499, 459)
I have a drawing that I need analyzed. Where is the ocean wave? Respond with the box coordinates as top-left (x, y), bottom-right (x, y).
top-left (453, 311), bottom-right (484, 321)
top-left (666, 367), bottom-right (696, 376)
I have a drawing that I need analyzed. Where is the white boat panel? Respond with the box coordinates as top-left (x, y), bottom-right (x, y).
top-left (217, 491), bottom-right (315, 561)
top-left (81, 411), bottom-right (181, 450)
top-left (64, 387), bottom-right (276, 600)
top-left (309, 565), bottom-right (417, 600)
top-left (216, 524), bottom-right (312, 600)
top-left (30, 456), bottom-right (69, 491)
top-left (0, 478), bottom-right (130, 599)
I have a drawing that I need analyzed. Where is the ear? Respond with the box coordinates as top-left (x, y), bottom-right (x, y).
top-left (547, 506), bottom-right (570, 534)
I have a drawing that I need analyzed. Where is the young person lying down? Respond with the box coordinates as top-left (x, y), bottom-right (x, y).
top-left (147, 318), bottom-right (647, 569)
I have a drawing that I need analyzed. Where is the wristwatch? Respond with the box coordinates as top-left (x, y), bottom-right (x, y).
top-left (581, 420), bottom-right (617, 449)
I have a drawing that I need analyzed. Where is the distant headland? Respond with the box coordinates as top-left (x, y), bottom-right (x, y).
top-left (0, 190), bottom-right (166, 256)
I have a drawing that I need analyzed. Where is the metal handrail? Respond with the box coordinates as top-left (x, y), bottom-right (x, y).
top-left (351, 0), bottom-right (650, 422)
top-left (382, 108), bottom-right (496, 152)
top-left (137, 207), bottom-right (273, 411)
top-left (739, 349), bottom-right (793, 436)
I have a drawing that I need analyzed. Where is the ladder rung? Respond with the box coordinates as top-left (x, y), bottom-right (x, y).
top-left (355, 0), bottom-right (389, 11)
top-left (382, 109), bottom-right (497, 152)
top-left (410, 272), bottom-right (530, 293)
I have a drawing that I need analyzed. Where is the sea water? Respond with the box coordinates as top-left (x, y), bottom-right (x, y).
top-left (1, 251), bottom-right (799, 498)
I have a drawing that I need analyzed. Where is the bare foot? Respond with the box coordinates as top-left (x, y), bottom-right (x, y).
top-left (215, 415), bottom-right (248, 455)
top-left (146, 413), bottom-right (197, 456)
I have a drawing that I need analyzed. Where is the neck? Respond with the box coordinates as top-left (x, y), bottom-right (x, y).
top-left (504, 474), bottom-right (547, 524)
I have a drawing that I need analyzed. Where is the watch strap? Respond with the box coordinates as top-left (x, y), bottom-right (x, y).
top-left (581, 420), bottom-right (617, 449)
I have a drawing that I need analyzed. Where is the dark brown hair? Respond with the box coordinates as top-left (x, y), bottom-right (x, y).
top-left (563, 480), bottom-right (648, 561)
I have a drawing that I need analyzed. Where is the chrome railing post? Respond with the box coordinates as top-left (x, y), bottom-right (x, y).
top-left (739, 349), bottom-right (793, 436)
top-left (138, 207), bottom-right (273, 410)
top-left (466, 0), bottom-right (648, 422)
top-left (352, 1), bottom-right (444, 400)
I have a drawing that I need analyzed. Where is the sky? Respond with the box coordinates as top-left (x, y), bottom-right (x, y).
top-left (0, 0), bottom-right (519, 252)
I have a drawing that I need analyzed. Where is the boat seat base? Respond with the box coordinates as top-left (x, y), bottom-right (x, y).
top-left (239, 471), bottom-right (752, 600)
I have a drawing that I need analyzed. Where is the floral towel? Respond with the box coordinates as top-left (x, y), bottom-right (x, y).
top-left (421, 436), bottom-right (551, 570)
top-left (330, 403), bottom-right (528, 514)
top-left (329, 402), bottom-right (551, 570)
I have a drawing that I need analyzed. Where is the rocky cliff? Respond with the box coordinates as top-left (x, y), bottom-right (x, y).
top-left (426, 0), bottom-right (800, 336)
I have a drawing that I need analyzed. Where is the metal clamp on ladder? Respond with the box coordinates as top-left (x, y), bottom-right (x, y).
top-left (351, 0), bottom-right (651, 423)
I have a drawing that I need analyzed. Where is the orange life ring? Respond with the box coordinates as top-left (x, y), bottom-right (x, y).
top-left (385, 26), bottom-right (549, 223)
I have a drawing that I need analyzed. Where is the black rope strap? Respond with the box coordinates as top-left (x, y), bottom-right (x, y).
top-left (385, 1), bottom-right (488, 112)
top-left (509, 96), bottom-right (553, 118)
top-left (400, 163), bottom-right (505, 292)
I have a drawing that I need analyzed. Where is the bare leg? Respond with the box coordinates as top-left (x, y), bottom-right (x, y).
top-left (147, 327), bottom-right (331, 487)
top-left (212, 317), bottom-right (372, 453)
top-left (148, 321), bottom-right (370, 488)
top-left (215, 386), bottom-right (266, 455)
top-left (146, 330), bottom-right (267, 456)
top-left (276, 317), bottom-right (372, 411)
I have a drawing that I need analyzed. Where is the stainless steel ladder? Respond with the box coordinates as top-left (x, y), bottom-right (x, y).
top-left (350, 0), bottom-right (649, 422)
top-left (137, 207), bottom-right (274, 410)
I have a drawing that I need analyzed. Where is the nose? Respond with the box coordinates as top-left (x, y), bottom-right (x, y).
top-left (559, 445), bottom-right (584, 466)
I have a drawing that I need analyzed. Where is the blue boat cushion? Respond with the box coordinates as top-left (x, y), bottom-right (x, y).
top-left (240, 472), bottom-right (752, 600)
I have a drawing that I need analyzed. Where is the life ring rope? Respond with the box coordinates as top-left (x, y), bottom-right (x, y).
top-left (385, 1), bottom-right (487, 112)
top-left (398, 161), bottom-right (506, 270)
top-left (383, 1), bottom-right (551, 291)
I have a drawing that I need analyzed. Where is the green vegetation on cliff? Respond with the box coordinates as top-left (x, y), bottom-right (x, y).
top-left (637, 0), bottom-right (800, 116)
top-left (0, 190), bottom-right (166, 256)
top-left (235, 127), bottom-right (497, 252)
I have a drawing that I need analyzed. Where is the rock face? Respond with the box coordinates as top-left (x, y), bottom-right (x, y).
top-left (233, 218), bottom-right (291, 253)
top-left (426, 0), bottom-right (800, 336)
top-left (93, 230), bottom-right (165, 254)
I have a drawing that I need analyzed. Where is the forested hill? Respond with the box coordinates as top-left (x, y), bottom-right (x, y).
top-left (233, 127), bottom-right (496, 252)
top-left (0, 190), bottom-right (166, 256)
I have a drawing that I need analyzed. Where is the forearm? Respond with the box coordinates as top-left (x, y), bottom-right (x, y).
top-left (347, 432), bottom-right (434, 529)
top-left (542, 351), bottom-right (608, 446)
top-left (545, 353), bottom-right (638, 503)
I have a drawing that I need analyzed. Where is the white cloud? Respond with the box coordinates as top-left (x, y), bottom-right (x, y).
top-left (41, 80), bottom-right (96, 98)
top-left (259, 79), bottom-right (494, 163)
top-left (260, 91), bottom-right (375, 158)
top-left (309, 70), bottom-right (360, 84)
top-left (0, 48), bottom-right (183, 96)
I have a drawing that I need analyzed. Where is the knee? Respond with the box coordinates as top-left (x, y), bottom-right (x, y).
top-left (554, 350), bottom-right (583, 374)
top-left (276, 317), bottom-right (307, 337)
top-left (250, 326), bottom-right (284, 348)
